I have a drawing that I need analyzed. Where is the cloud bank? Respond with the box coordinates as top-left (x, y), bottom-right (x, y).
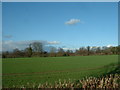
top-left (2, 40), bottom-right (60, 51)
top-left (65, 19), bottom-right (80, 25)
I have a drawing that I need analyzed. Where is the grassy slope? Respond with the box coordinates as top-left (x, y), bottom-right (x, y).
top-left (2, 55), bottom-right (118, 87)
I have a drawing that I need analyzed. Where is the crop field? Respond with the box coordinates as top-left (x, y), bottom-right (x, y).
top-left (2, 55), bottom-right (118, 87)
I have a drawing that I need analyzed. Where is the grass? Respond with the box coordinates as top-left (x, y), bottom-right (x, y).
top-left (2, 55), bottom-right (118, 87)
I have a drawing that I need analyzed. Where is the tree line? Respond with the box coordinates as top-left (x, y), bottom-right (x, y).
top-left (2, 42), bottom-right (120, 58)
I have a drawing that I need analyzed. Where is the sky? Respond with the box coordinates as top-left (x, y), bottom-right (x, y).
top-left (2, 2), bottom-right (118, 51)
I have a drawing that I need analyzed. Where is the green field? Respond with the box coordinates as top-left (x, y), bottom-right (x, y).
top-left (2, 55), bottom-right (118, 87)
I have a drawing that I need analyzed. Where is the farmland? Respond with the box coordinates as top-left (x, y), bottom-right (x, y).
top-left (2, 55), bottom-right (118, 87)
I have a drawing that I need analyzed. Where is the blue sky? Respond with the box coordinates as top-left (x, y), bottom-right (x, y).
top-left (2, 2), bottom-right (118, 51)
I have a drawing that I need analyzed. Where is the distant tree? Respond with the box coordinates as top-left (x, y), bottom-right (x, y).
top-left (49, 47), bottom-right (56, 57)
top-left (13, 48), bottom-right (19, 57)
top-left (78, 47), bottom-right (87, 56)
top-left (13, 48), bottom-right (24, 57)
top-left (57, 48), bottom-right (65, 56)
top-left (116, 45), bottom-right (120, 54)
top-left (66, 50), bottom-right (71, 56)
top-left (24, 44), bottom-right (33, 57)
top-left (58, 48), bottom-right (64, 53)
top-left (110, 47), bottom-right (117, 54)
top-left (42, 51), bottom-right (48, 57)
top-left (87, 46), bottom-right (90, 55)
top-left (102, 46), bottom-right (112, 55)
top-left (31, 42), bottom-right (43, 53)
top-left (50, 47), bottom-right (56, 53)
top-left (2, 51), bottom-right (9, 58)
top-left (96, 47), bottom-right (101, 54)
top-left (3, 44), bottom-right (120, 58)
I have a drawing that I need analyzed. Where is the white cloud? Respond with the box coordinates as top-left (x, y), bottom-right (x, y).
top-left (65, 19), bottom-right (80, 25)
top-left (2, 40), bottom-right (60, 51)
top-left (48, 41), bottom-right (60, 44)
top-left (63, 47), bottom-right (79, 51)
top-left (107, 45), bottom-right (112, 48)
top-left (2, 40), bottom-right (28, 51)
top-left (106, 44), bottom-right (117, 48)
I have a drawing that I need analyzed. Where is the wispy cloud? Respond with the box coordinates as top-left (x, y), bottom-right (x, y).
top-left (3, 35), bottom-right (13, 38)
top-left (65, 19), bottom-right (80, 25)
top-left (2, 40), bottom-right (60, 51)
top-left (48, 41), bottom-right (60, 44)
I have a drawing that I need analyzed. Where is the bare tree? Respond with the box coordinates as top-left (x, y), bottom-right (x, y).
top-left (57, 48), bottom-right (65, 56)
top-left (24, 44), bottom-right (33, 57)
top-left (49, 47), bottom-right (57, 57)
top-left (50, 47), bottom-right (57, 53)
top-left (87, 46), bottom-right (90, 55)
top-left (31, 42), bottom-right (43, 53)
